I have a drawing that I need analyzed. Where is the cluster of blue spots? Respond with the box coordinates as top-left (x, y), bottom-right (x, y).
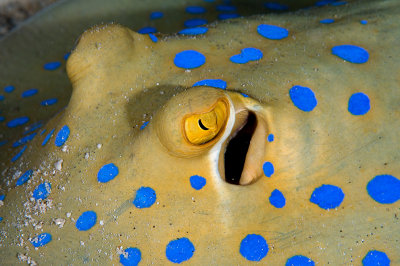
top-left (257, 24), bottom-right (289, 40)
top-left (174, 50), bottom-right (206, 69)
top-left (140, 121), bottom-right (149, 130)
top-left (166, 237), bottom-right (195, 263)
top-left (30, 233), bottom-right (52, 247)
top-left (13, 132), bottom-right (37, 147)
top-left (367, 174), bottom-right (400, 204)
top-left (55, 125), bottom-right (70, 147)
top-left (97, 163), bottom-right (119, 183)
top-left (184, 18), bottom-right (208, 28)
top-left (11, 145), bottom-right (27, 162)
top-left (43, 61), bottom-right (61, 71)
top-left (310, 184), bottom-right (344, 209)
top-left (331, 45), bottom-right (369, 64)
top-left (216, 5), bottom-right (236, 12)
top-left (42, 128), bottom-right (55, 146)
top-left (16, 169), bottom-right (33, 186)
top-left (4, 85), bottom-right (15, 93)
top-left (76, 211), bottom-right (97, 231)
top-left (148, 34), bottom-right (158, 43)
top-left (120, 247), bottom-right (142, 266)
top-left (33, 182), bottom-right (51, 200)
top-left (320, 18), bottom-right (335, 24)
top-left (138, 27), bottom-right (157, 34)
top-left (230, 48), bottom-right (263, 64)
top-left (218, 13), bottom-right (240, 20)
top-left (178, 27), bottom-right (208, 35)
top-left (22, 89), bottom-right (38, 98)
top-left (286, 255), bottom-right (315, 266)
top-left (150, 11), bottom-right (163, 20)
top-left (289, 85), bottom-right (318, 112)
top-left (360, 20), bottom-right (368, 25)
top-left (7, 116), bottom-right (29, 128)
top-left (190, 175), bottom-right (206, 190)
top-left (264, 2), bottom-right (289, 11)
top-left (240, 234), bottom-right (268, 261)
top-left (263, 162), bottom-right (274, 177)
top-left (362, 250), bottom-right (390, 266)
top-left (348, 92), bottom-right (370, 115)
top-left (41, 98), bottom-right (58, 106)
top-left (186, 6), bottom-right (206, 14)
top-left (269, 189), bottom-right (286, 208)
top-left (133, 187), bottom-right (156, 208)
top-left (267, 134), bottom-right (274, 142)
top-left (193, 79), bottom-right (226, 89)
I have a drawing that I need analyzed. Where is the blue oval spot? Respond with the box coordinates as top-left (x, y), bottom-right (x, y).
top-left (120, 247), bottom-right (142, 266)
top-left (241, 93), bottom-right (249, 97)
top-left (331, 45), bottom-right (369, 64)
top-left (269, 189), bottom-right (286, 208)
top-left (31, 233), bottom-right (52, 247)
top-left (331, 1), bottom-right (347, 6)
top-left (97, 163), bottom-right (119, 183)
top-left (133, 187), bottom-right (157, 208)
top-left (13, 132), bottom-right (37, 147)
top-left (216, 5), bottom-right (236, 12)
top-left (178, 27), bottom-right (208, 35)
top-left (138, 27), bottom-right (157, 34)
top-left (230, 47), bottom-right (263, 64)
top-left (150, 11), bottom-right (163, 20)
top-left (0, 116), bottom-right (4, 122)
top-left (263, 162), bottom-right (274, 177)
top-left (40, 129), bottom-right (46, 135)
top-left (367, 175), bottom-right (400, 204)
top-left (362, 250), bottom-right (390, 266)
top-left (33, 182), bottom-right (51, 200)
top-left (320, 18), bottom-right (335, 24)
top-left (22, 89), bottom-right (38, 98)
top-left (264, 2), bottom-right (289, 11)
top-left (286, 255), bottom-right (315, 266)
top-left (193, 79), bottom-right (227, 89)
top-left (149, 33), bottom-right (158, 43)
top-left (348, 92), bottom-right (370, 115)
top-left (0, 95), bottom-right (4, 101)
top-left (257, 24), bottom-right (289, 40)
top-left (16, 169), bottom-right (33, 186)
top-left (190, 175), bottom-right (206, 190)
top-left (267, 134), bottom-right (274, 142)
top-left (76, 211), bottom-right (97, 231)
top-left (0, 217), bottom-right (2, 222)
top-left (310, 184), bottom-right (344, 209)
top-left (140, 121), bottom-right (149, 130)
top-left (42, 128), bottom-right (55, 146)
top-left (4, 85), bottom-right (15, 93)
top-left (0, 195), bottom-right (5, 201)
top-left (64, 52), bottom-right (70, 60)
top-left (186, 6), bottom-right (206, 14)
top-left (166, 237), bottom-right (195, 263)
top-left (23, 121), bottom-right (43, 135)
top-left (240, 234), bottom-right (268, 261)
top-left (0, 140), bottom-right (8, 147)
top-left (218, 13), bottom-right (240, 20)
top-left (7, 117), bottom-right (29, 128)
top-left (41, 98), bottom-right (58, 106)
top-left (289, 85), bottom-right (318, 112)
top-left (174, 50), bottom-right (206, 69)
top-left (315, 0), bottom-right (337, 7)
top-left (11, 145), bottom-right (27, 162)
top-left (360, 20), bottom-right (368, 25)
top-left (55, 125), bottom-right (70, 147)
top-left (44, 61), bottom-right (61, 70)
top-left (184, 18), bottom-right (207, 28)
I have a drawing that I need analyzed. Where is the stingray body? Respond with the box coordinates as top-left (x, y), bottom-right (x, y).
top-left (0, 0), bottom-right (400, 264)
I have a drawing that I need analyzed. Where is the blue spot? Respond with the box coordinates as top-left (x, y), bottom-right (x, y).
top-left (190, 175), bottom-right (206, 190)
top-left (267, 134), bottom-right (274, 142)
top-left (64, 52), bottom-right (70, 60)
top-left (310, 184), bottom-right (344, 209)
top-left (331, 1), bottom-right (347, 6)
top-left (240, 234), bottom-right (268, 261)
top-left (4, 85), bottom-right (15, 93)
top-left (257, 24), bottom-right (289, 40)
top-left (263, 162), bottom-right (274, 177)
top-left (204, 0), bottom-right (215, 2)
top-left (241, 93), bottom-right (249, 97)
top-left (23, 121), bottom-right (43, 135)
top-left (218, 13), bottom-right (240, 20)
top-left (0, 116), bottom-right (4, 122)
top-left (178, 27), bottom-right (208, 35)
top-left (55, 125), bottom-right (70, 147)
top-left (40, 129), bottom-right (46, 135)
top-left (97, 163), bottom-right (119, 183)
top-left (286, 255), bottom-right (315, 266)
top-left (367, 175), bottom-right (400, 204)
top-left (184, 18), bottom-right (207, 28)
top-left (315, 0), bottom-right (337, 6)
top-left (33, 183), bottom-right (51, 200)
top-left (0, 195), bottom-right (5, 201)
top-left (138, 27), bottom-right (157, 34)
top-left (13, 132), bottom-right (37, 147)
top-left (150, 11), bottom-right (163, 20)
top-left (289, 85), bottom-right (317, 112)
top-left (44, 61), bottom-right (61, 70)
top-left (174, 50), bottom-right (206, 69)
top-left (11, 145), bottom-right (27, 162)
top-left (166, 237), bottom-right (195, 263)
top-left (269, 189), bottom-right (286, 208)
top-left (348, 92), bottom-right (370, 115)
top-left (0, 95), bottom-right (4, 101)
top-left (0, 140), bottom-right (8, 147)
top-left (320, 18), bottom-right (335, 24)
top-left (42, 128), bottom-right (55, 146)
top-left (22, 89), bottom-right (38, 98)
top-left (230, 47), bottom-right (263, 64)
top-left (16, 169), bottom-right (33, 186)
top-left (0, 217), bottom-right (2, 222)
top-left (149, 34), bottom-right (158, 43)
top-left (362, 250), bottom-right (390, 266)
top-left (41, 98), bottom-right (58, 106)
top-left (264, 2), bottom-right (289, 11)
top-left (331, 45), bottom-right (369, 64)
top-left (76, 211), bottom-right (97, 231)
top-left (186, 6), bottom-right (206, 14)
top-left (133, 187), bottom-right (157, 208)
top-left (193, 79), bottom-right (227, 89)
top-left (216, 5), bottom-right (236, 12)
top-left (30, 233), bottom-right (52, 247)
top-left (120, 247), bottom-right (142, 266)
top-left (360, 20), bottom-right (368, 25)
top-left (140, 121), bottom-right (149, 130)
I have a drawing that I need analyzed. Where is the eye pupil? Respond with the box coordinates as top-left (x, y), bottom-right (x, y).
top-left (198, 119), bottom-right (209, 130)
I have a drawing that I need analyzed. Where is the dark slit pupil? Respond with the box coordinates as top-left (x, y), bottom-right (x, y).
top-left (198, 119), bottom-right (209, 130)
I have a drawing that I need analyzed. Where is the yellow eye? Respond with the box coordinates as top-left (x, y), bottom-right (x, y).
top-left (184, 100), bottom-right (228, 145)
